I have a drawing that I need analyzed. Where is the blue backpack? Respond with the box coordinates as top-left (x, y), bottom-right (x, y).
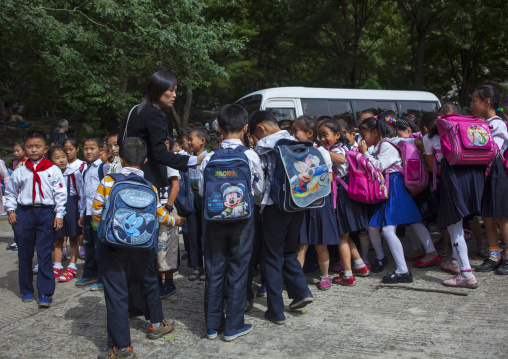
top-left (203, 146), bottom-right (253, 222)
top-left (270, 139), bottom-right (331, 212)
top-left (98, 173), bottom-right (159, 250)
top-left (167, 171), bottom-right (194, 216)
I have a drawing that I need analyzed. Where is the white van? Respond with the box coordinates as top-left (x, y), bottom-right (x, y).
top-left (235, 87), bottom-right (440, 124)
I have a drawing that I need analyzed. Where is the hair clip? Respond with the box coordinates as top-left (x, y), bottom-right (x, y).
top-left (497, 107), bottom-right (504, 112)
top-left (374, 115), bottom-right (378, 120)
top-left (388, 118), bottom-right (394, 125)
top-left (409, 114), bottom-right (414, 117)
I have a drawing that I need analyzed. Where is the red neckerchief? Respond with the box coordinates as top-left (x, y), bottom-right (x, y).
top-left (25, 158), bottom-right (54, 207)
top-left (70, 172), bottom-right (80, 200)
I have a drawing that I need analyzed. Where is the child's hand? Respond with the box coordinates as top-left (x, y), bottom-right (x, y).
top-left (173, 215), bottom-right (186, 226)
top-left (358, 140), bottom-right (368, 154)
top-left (8, 212), bottom-right (17, 225)
top-left (54, 218), bottom-right (63, 231)
top-left (414, 137), bottom-right (425, 153)
top-left (196, 155), bottom-right (206, 165)
top-left (78, 217), bottom-right (84, 227)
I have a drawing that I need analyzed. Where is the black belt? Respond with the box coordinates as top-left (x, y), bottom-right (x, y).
top-left (20, 204), bottom-right (55, 209)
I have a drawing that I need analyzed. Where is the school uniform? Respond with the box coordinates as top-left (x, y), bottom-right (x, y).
top-left (68, 159), bottom-right (87, 175)
top-left (482, 116), bottom-right (508, 217)
top-left (331, 145), bottom-right (369, 235)
top-left (187, 150), bottom-right (208, 269)
top-left (199, 139), bottom-right (264, 331)
top-left (256, 131), bottom-right (313, 322)
top-left (5, 158), bottom-right (67, 296)
top-left (92, 167), bottom-right (175, 348)
top-left (363, 140), bottom-right (422, 227)
top-left (79, 159), bottom-right (109, 281)
top-left (299, 145), bottom-right (340, 245)
top-left (55, 166), bottom-right (83, 237)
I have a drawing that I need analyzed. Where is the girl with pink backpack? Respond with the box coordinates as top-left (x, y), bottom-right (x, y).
top-left (319, 119), bottom-right (370, 286)
top-left (471, 85), bottom-right (508, 275)
top-left (357, 118), bottom-right (437, 284)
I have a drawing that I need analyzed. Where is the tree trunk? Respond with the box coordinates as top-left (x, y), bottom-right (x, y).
top-left (413, 30), bottom-right (426, 90)
top-left (170, 107), bottom-right (182, 136)
top-left (182, 87), bottom-right (193, 131)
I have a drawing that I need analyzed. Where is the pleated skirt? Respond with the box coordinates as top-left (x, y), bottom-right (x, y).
top-left (335, 176), bottom-right (370, 236)
top-left (299, 192), bottom-right (341, 245)
top-left (482, 156), bottom-right (508, 217)
top-left (55, 195), bottom-right (80, 237)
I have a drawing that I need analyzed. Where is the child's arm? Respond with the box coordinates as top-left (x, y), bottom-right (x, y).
top-left (359, 141), bottom-right (398, 171)
top-left (52, 169), bottom-right (67, 230)
top-left (152, 185), bottom-right (185, 227)
top-left (0, 160), bottom-right (10, 187)
top-left (167, 176), bottom-right (179, 206)
top-left (5, 169), bottom-right (20, 225)
top-left (198, 153), bottom-right (211, 197)
top-left (249, 152), bottom-right (265, 201)
top-left (78, 175), bottom-right (86, 227)
top-left (92, 177), bottom-right (109, 229)
top-left (328, 151), bottom-right (345, 165)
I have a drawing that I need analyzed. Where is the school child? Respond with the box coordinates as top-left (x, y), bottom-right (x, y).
top-left (93, 137), bottom-right (184, 359)
top-left (199, 104), bottom-right (264, 340)
top-left (181, 132), bottom-right (192, 154)
top-left (341, 122), bottom-right (359, 149)
top-left (471, 85), bottom-right (508, 275)
top-left (172, 140), bottom-right (184, 153)
top-left (12, 139), bottom-right (28, 169)
top-left (63, 137), bottom-right (87, 259)
top-left (106, 130), bottom-right (121, 174)
top-left (250, 110), bottom-right (314, 324)
top-left (76, 135), bottom-right (109, 290)
top-left (101, 142), bottom-right (112, 165)
top-left (186, 128), bottom-right (209, 281)
top-left (5, 131), bottom-right (67, 307)
top-left (0, 160), bottom-right (10, 216)
top-left (357, 118), bottom-right (438, 283)
top-left (291, 116), bottom-right (338, 290)
top-left (47, 146), bottom-right (83, 282)
top-left (317, 119), bottom-right (370, 285)
top-left (278, 119), bottom-right (292, 132)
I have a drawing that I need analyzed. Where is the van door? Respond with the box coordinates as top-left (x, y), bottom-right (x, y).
top-left (264, 99), bottom-right (297, 122)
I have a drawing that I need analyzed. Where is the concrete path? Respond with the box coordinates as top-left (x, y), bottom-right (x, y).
top-left (0, 217), bottom-right (506, 359)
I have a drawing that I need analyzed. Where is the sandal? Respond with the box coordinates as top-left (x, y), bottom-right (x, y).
top-left (57, 267), bottom-right (77, 282)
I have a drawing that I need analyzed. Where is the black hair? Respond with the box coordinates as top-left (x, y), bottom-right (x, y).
top-left (217, 104), bottom-right (249, 133)
top-left (292, 116), bottom-right (320, 144)
top-left (278, 119), bottom-right (293, 130)
top-left (119, 137), bottom-right (147, 167)
top-left (316, 116), bottom-right (332, 123)
top-left (62, 137), bottom-right (79, 149)
top-left (188, 127), bottom-right (210, 145)
top-left (318, 119), bottom-right (348, 146)
top-left (359, 109), bottom-right (377, 117)
top-left (165, 135), bottom-right (176, 151)
top-left (82, 135), bottom-right (103, 148)
top-left (243, 132), bottom-right (250, 147)
top-left (13, 139), bottom-right (24, 147)
top-left (380, 110), bottom-right (398, 122)
top-left (343, 122), bottom-right (356, 134)
top-left (106, 130), bottom-right (120, 142)
top-left (24, 131), bottom-right (47, 144)
top-left (249, 110), bottom-right (278, 135)
top-left (440, 103), bottom-right (461, 115)
top-left (421, 112), bottom-right (440, 138)
top-left (138, 71), bottom-right (177, 114)
top-left (393, 117), bottom-right (419, 134)
top-left (47, 145), bottom-right (66, 160)
top-left (357, 117), bottom-right (394, 138)
top-left (473, 84), bottom-right (506, 120)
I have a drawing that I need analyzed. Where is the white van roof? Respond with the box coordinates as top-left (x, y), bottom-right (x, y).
top-left (236, 86), bottom-right (440, 103)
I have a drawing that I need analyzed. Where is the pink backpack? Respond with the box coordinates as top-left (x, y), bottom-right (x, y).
top-left (330, 146), bottom-right (389, 205)
top-left (380, 140), bottom-right (429, 197)
top-left (436, 114), bottom-right (496, 166)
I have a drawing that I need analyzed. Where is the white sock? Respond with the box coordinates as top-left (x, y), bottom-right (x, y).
top-left (68, 262), bottom-right (77, 270)
top-left (353, 259), bottom-right (366, 269)
top-left (447, 220), bottom-right (471, 272)
top-left (410, 222), bottom-right (436, 254)
top-left (382, 225), bottom-right (409, 274)
top-left (54, 262), bottom-right (63, 269)
top-left (344, 270), bottom-right (353, 278)
top-left (368, 226), bottom-right (385, 260)
top-left (359, 234), bottom-right (370, 260)
top-left (79, 246), bottom-right (84, 251)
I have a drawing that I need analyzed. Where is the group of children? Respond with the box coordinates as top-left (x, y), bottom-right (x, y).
top-left (3, 84), bottom-right (508, 358)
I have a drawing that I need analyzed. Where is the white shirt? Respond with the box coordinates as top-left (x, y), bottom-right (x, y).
top-left (315, 144), bottom-right (333, 173)
top-left (5, 159), bottom-right (67, 219)
top-left (198, 139), bottom-right (264, 204)
top-left (486, 116), bottom-right (508, 153)
top-left (166, 166), bottom-right (180, 179)
top-left (80, 159), bottom-right (107, 217)
top-left (63, 166), bottom-right (85, 215)
top-left (362, 140), bottom-right (402, 173)
top-left (330, 145), bottom-right (349, 178)
top-left (423, 134), bottom-right (443, 162)
top-left (189, 150), bottom-right (208, 189)
top-left (68, 159), bottom-right (87, 174)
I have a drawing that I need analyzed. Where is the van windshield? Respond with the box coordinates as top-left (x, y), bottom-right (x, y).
top-left (236, 94), bottom-right (262, 115)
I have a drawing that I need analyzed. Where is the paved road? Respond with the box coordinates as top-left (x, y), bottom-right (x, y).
top-left (0, 217), bottom-right (507, 359)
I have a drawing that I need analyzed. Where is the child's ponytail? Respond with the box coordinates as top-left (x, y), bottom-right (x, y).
top-left (473, 85), bottom-right (506, 121)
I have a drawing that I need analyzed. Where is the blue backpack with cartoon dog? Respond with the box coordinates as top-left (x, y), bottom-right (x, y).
top-left (98, 173), bottom-right (159, 250)
top-left (203, 146), bottom-right (253, 222)
top-left (270, 139), bottom-right (331, 212)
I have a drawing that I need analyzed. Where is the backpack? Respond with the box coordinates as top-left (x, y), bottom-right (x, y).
top-left (203, 146), bottom-right (253, 221)
top-left (380, 139), bottom-right (428, 197)
top-left (98, 173), bottom-right (159, 250)
top-left (436, 114), bottom-right (496, 166)
top-left (168, 171), bottom-right (194, 216)
top-left (270, 139), bottom-right (331, 212)
top-left (331, 146), bottom-right (389, 205)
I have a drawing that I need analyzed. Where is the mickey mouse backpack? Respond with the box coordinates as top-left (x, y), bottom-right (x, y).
top-left (203, 146), bottom-right (253, 222)
top-left (98, 173), bottom-right (159, 250)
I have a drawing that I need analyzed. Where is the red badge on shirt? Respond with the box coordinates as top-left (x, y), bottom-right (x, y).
top-left (59, 183), bottom-right (63, 188)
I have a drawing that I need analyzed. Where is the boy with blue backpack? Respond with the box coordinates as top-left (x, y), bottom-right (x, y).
top-left (92, 137), bottom-right (185, 359)
top-left (198, 104), bottom-right (264, 341)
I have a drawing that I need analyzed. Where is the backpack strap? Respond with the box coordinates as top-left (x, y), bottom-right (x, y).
top-left (327, 144), bottom-right (348, 209)
top-left (79, 161), bottom-right (86, 174)
top-left (98, 162), bottom-right (106, 182)
top-left (377, 139), bottom-right (404, 173)
top-left (122, 105), bottom-right (139, 141)
top-left (70, 172), bottom-right (80, 200)
top-left (432, 149), bottom-right (442, 191)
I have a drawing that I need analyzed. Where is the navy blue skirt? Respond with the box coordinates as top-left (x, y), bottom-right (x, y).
top-left (299, 192), bottom-right (341, 245)
top-left (437, 159), bottom-right (485, 228)
top-left (369, 172), bottom-right (422, 227)
top-left (335, 177), bottom-right (369, 236)
top-left (482, 157), bottom-right (508, 217)
top-left (55, 195), bottom-right (80, 237)
top-left (413, 176), bottom-right (439, 222)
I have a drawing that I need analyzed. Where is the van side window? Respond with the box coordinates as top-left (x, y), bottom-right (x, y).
top-left (266, 108), bottom-right (296, 122)
top-left (353, 100), bottom-right (397, 122)
top-left (302, 99), bottom-right (353, 123)
top-left (399, 101), bottom-right (438, 118)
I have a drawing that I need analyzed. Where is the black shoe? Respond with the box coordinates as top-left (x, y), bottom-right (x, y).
top-left (496, 258), bottom-right (508, 275)
top-left (371, 257), bottom-right (388, 273)
top-left (382, 271), bottom-right (413, 284)
top-left (160, 284), bottom-right (176, 299)
top-left (181, 251), bottom-right (188, 260)
top-left (475, 258), bottom-right (502, 272)
top-left (288, 295), bottom-right (314, 310)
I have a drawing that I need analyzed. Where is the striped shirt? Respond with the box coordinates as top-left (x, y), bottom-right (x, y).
top-left (92, 167), bottom-right (175, 229)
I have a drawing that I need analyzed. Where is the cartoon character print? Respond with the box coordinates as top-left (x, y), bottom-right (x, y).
top-left (293, 157), bottom-right (315, 193)
top-left (114, 213), bottom-right (156, 242)
top-left (467, 125), bottom-right (488, 146)
top-left (213, 183), bottom-right (249, 219)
